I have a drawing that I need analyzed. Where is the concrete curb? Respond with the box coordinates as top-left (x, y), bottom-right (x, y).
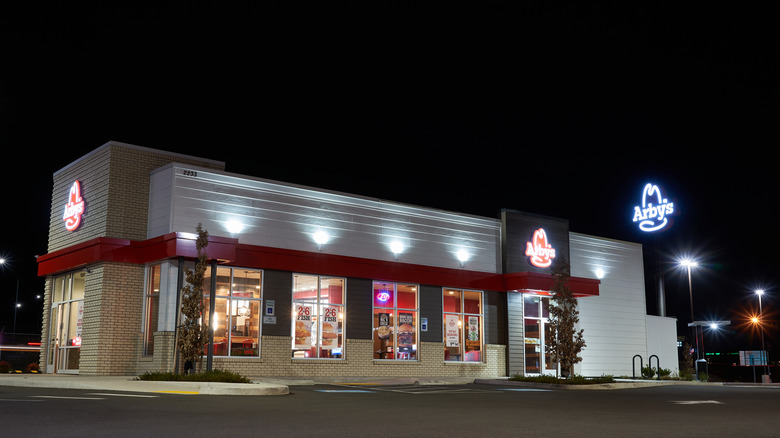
top-left (474, 378), bottom-right (723, 390)
top-left (0, 374), bottom-right (289, 396)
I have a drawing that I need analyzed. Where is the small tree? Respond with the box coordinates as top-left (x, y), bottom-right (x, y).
top-left (176, 224), bottom-right (210, 374)
top-left (547, 256), bottom-right (586, 378)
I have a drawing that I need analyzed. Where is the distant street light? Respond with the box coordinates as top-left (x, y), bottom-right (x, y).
top-left (0, 257), bottom-right (21, 344)
top-left (755, 289), bottom-right (769, 379)
top-left (679, 258), bottom-right (699, 356)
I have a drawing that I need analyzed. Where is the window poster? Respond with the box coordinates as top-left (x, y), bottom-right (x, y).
top-left (321, 305), bottom-right (339, 350)
top-left (377, 312), bottom-right (390, 340)
top-left (445, 314), bottom-right (459, 347)
top-left (397, 312), bottom-right (414, 353)
top-left (295, 304), bottom-right (313, 349)
top-left (467, 316), bottom-right (479, 341)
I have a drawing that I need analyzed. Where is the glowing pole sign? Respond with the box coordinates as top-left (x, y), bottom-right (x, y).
top-left (63, 180), bottom-right (85, 231)
top-left (632, 183), bottom-right (675, 232)
top-left (525, 228), bottom-right (556, 268)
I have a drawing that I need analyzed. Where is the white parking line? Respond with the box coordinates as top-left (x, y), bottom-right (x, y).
top-left (31, 396), bottom-right (106, 400)
top-left (86, 393), bottom-right (159, 398)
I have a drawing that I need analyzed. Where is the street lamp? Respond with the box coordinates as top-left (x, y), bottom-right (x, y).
top-left (679, 259), bottom-right (699, 354)
top-left (0, 257), bottom-right (20, 344)
top-left (755, 289), bottom-right (769, 379)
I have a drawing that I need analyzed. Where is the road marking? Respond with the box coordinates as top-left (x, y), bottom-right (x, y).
top-left (31, 395), bottom-right (106, 400)
top-left (315, 390), bottom-right (375, 393)
top-left (154, 391), bottom-right (198, 394)
top-left (86, 393), bottom-right (159, 398)
top-left (498, 388), bottom-right (553, 392)
top-left (671, 400), bottom-right (724, 405)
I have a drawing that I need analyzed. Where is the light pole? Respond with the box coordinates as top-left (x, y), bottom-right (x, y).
top-left (680, 259), bottom-right (699, 354)
top-left (0, 257), bottom-right (20, 344)
top-left (755, 289), bottom-right (769, 380)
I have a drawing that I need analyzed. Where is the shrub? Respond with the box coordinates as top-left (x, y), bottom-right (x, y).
top-left (0, 361), bottom-right (11, 373)
top-left (27, 362), bottom-right (40, 372)
top-left (136, 369), bottom-right (251, 383)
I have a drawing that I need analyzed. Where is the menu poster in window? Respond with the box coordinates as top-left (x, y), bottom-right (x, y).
top-left (445, 314), bottom-right (459, 347)
top-left (467, 316), bottom-right (479, 341)
top-left (377, 312), bottom-right (390, 339)
top-left (321, 306), bottom-right (339, 350)
top-left (397, 312), bottom-right (414, 353)
top-left (295, 304), bottom-right (313, 349)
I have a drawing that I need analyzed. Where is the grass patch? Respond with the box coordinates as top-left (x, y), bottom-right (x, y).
top-left (508, 374), bottom-right (615, 385)
top-left (136, 369), bottom-right (252, 383)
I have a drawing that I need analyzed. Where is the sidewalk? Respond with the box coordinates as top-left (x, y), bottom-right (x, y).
top-left (0, 373), bottom-right (289, 396)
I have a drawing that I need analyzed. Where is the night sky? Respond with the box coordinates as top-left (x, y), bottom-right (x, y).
top-left (2, 3), bottom-right (777, 357)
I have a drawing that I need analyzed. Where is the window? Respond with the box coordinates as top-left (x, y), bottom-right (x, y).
top-left (443, 289), bottom-right (483, 362)
top-left (203, 267), bottom-right (263, 357)
top-left (373, 282), bottom-right (418, 360)
top-left (292, 275), bottom-right (345, 358)
top-left (143, 264), bottom-right (161, 355)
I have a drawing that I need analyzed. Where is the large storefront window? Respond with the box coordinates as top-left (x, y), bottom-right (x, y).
top-left (47, 271), bottom-right (85, 374)
top-left (373, 282), bottom-right (418, 360)
top-left (524, 294), bottom-right (556, 374)
top-left (443, 289), bottom-right (483, 362)
top-left (203, 267), bottom-right (263, 357)
top-left (292, 275), bottom-right (345, 358)
top-left (143, 264), bottom-right (161, 356)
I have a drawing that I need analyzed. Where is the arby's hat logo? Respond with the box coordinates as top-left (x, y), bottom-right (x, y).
top-left (63, 180), bottom-right (85, 232)
top-left (525, 228), bottom-right (556, 268)
top-left (632, 183), bottom-right (675, 232)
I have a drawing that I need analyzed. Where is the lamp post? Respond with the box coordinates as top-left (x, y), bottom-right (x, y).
top-left (680, 259), bottom-right (699, 354)
top-left (680, 258), bottom-right (705, 379)
top-left (755, 289), bottom-right (769, 381)
top-left (0, 257), bottom-right (20, 344)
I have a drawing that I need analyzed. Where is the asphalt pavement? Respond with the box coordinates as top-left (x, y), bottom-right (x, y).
top-left (2, 373), bottom-right (766, 396)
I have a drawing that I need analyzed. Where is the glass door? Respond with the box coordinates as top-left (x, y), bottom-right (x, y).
top-left (523, 294), bottom-right (557, 375)
top-left (46, 272), bottom-right (84, 374)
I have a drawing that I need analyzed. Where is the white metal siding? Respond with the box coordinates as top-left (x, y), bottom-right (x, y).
top-left (570, 232), bottom-right (649, 377)
top-left (149, 164), bottom-right (502, 274)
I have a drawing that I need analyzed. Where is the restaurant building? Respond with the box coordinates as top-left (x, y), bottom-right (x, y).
top-left (37, 141), bottom-right (678, 378)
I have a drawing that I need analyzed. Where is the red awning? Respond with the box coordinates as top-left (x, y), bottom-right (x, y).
top-left (37, 233), bottom-right (599, 296)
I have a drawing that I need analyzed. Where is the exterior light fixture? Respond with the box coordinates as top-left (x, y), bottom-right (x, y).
top-left (389, 240), bottom-right (404, 259)
top-left (312, 230), bottom-right (330, 250)
top-left (225, 219), bottom-right (244, 235)
top-left (456, 249), bottom-right (470, 266)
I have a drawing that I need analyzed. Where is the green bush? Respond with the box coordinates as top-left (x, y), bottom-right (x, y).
top-left (136, 369), bottom-right (251, 383)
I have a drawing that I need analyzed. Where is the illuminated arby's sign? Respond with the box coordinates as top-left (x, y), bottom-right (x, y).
top-left (632, 183), bottom-right (674, 232)
top-left (525, 228), bottom-right (556, 268)
top-left (63, 180), bottom-right (85, 231)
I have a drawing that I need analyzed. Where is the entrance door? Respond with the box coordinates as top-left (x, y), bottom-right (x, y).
top-left (523, 294), bottom-right (557, 375)
top-left (46, 272), bottom-right (84, 374)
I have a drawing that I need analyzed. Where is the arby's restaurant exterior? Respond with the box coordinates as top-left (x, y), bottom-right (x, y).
top-left (37, 141), bottom-right (678, 378)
